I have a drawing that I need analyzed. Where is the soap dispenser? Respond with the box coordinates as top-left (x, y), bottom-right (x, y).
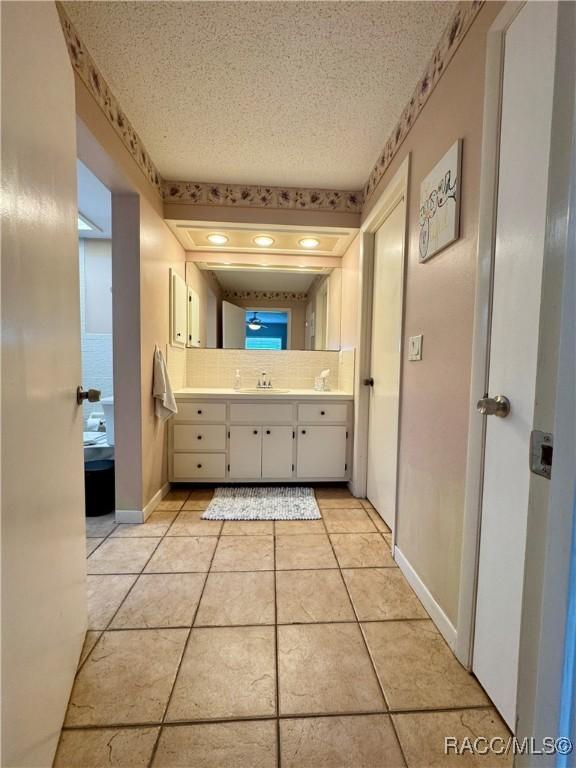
top-left (234, 369), bottom-right (241, 391)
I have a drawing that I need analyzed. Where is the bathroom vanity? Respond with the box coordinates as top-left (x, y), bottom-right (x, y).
top-left (169, 389), bottom-right (353, 483)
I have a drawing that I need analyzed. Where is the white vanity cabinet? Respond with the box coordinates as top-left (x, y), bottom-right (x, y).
top-left (169, 394), bottom-right (352, 483)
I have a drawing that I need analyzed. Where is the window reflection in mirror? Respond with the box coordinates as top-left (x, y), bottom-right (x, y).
top-left (185, 262), bottom-right (342, 351)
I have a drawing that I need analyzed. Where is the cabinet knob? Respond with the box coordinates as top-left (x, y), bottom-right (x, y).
top-left (320, 410), bottom-right (326, 415)
top-left (197, 409), bottom-right (202, 415)
top-left (266, 429), bottom-right (271, 435)
top-left (253, 429), bottom-right (258, 435)
top-left (302, 429), bottom-right (307, 435)
top-left (197, 463), bottom-right (202, 469)
top-left (197, 435), bottom-right (202, 440)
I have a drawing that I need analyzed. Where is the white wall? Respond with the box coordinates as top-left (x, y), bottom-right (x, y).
top-left (79, 240), bottom-right (113, 426)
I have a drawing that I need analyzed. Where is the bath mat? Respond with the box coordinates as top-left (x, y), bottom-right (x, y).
top-left (202, 486), bottom-right (320, 521)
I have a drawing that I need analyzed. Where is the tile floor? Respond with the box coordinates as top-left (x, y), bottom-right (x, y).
top-left (55, 487), bottom-right (511, 767)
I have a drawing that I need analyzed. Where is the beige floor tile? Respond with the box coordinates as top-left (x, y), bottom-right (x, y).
top-left (155, 499), bottom-right (185, 511)
top-left (278, 623), bottom-right (385, 715)
top-left (163, 488), bottom-right (191, 501)
top-left (383, 533), bottom-right (393, 549)
top-left (392, 709), bottom-right (512, 767)
top-left (181, 499), bottom-right (210, 511)
top-left (330, 533), bottom-right (395, 568)
top-left (195, 571), bottom-right (275, 626)
top-left (153, 720), bottom-right (277, 768)
top-left (280, 714), bottom-right (405, 768)
top-left (87, 575), bottom-right (137, 629)
top-left (211, 535), bottom-right (274, 571)
top-left (314, 486), bottom-right (354, 500)
top-left (362, 620), bottom-right (490, 711)
top-left (55, 726), bottom-right (159, 767)
top-left (86, 513), bottom-right (117, 538)
top-left (275, 534), bottom-right (337, 570)
top-left (65, 629), bottom-right (188, 726)
top-left (86, 537), bottom-right (104, 557)
top-left (146, 509), bottom-right (180, 524)
top-left (221, 520), bottom-right (274, 535)
top-left (168, 511), bottom-right (222, 536)
top-left (276, 570), bottom-right (355, 623)
top-left (145, 536), bottom-right (217, 573)
top-left (111, 573), bottom-right (205, 628)
top-left (274, 519), bottom-right (325, 535)
top-left (79, 630), bottom-right (102, 666)
top-left (323, 508), bottom-right (377, 533)
top-left (186, 489), bottom-right (214, 500)
top-left (343, 568), bottom-right (428, 621)
top-left (167, 626), bottom-right (276, 721)
top-left (317, 498), bottom-right (363, 509)
top-left (111, 522), bottom-right (170, 538)
top-left (87, 538), bottom-right (159, 575)
top-left (364, 506), bottom-right (391, 533)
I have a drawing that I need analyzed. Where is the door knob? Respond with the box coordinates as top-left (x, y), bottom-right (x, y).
top-left (364, 377), bottom-right (374, 387)
top-left (476, 395), bottom-right (511, 418)
top-left (77, 386), bottom-right (101, 405)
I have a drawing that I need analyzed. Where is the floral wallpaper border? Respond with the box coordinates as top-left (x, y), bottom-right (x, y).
top-left (58, 1), bottom-right (484, 213)
top-left (222, 289), bottom-right (309, 303)
top-left (163, 181), bottom-right (363, 213)
top-left (363, 0), bottom-right (484, 202)
top-left (57, 3), bottom-right (162, 196)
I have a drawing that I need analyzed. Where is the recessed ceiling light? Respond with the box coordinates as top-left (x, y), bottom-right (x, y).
top-left (207, 233), bottom-right (229, 245)
top-left (299, 237), bottom-right (320, 249)
top-left (253, 235), bottom-right (275, 247)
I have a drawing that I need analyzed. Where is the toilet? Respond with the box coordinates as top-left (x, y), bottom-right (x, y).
top-left (101, 396), bottom-right (115, 445)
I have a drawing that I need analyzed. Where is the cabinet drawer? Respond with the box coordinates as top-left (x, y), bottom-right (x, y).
top-left (173, 424), bottom-right (226, 451)
top-left (173, 453), bottom-right (226, 480)
top-left (175, 402), bottom-right (226, 422)
top-left (230, 403), bottom-right (293, 423)
top-left (298, 403), bottom-right (348, 423)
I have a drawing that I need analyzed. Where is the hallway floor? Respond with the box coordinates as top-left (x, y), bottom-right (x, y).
top-left (56, 487), bottom-right (511, 767)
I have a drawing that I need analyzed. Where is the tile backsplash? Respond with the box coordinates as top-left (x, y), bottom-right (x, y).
top-left (167, 348), bottom-right (354, 393)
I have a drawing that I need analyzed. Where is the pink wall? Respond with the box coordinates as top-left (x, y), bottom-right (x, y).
top-left (363, 2), bottom-right (504, 625)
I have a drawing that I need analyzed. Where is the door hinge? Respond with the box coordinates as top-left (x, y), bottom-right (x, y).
top-left (530, 430), bottom-right (553, 479)
top-left (345, 463), bottom-right (348, 471)
top-left (292, 463), bottom-right (294, 471)
top-left (227, 463), bottom-right (230, 472)
top-left (346, 431), bottom-right (349, 439)
top-left (228, 431), bottom-right (230, 438)
top-left (292, 430), bottom-right (295, 439)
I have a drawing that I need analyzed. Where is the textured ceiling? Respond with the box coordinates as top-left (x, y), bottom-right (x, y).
top-left (63, 1), bottom-right (457, 189)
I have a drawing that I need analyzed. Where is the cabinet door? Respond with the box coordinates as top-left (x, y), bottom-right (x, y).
top-left (297, 426), bottom-right (347, 479)
top-left (229, 426), bottom-right (262, 478)
top-left (187, 287), bottom-right (201, 348)
top-left (170, 270), bottom-right (187, 347)
top-left (262, 426), bottom-right (294, 479)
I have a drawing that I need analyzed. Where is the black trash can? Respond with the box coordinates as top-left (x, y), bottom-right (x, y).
top-left (84, 459), bottom-right (115, 517)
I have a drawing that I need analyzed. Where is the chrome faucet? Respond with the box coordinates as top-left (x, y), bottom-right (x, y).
top-left (257, 371), bottom-right (272, 388)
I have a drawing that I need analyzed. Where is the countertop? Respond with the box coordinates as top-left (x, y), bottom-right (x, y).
top-left (173, 387), bottom-right (353, 401)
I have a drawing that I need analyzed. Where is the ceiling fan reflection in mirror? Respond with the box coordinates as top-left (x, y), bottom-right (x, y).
top-left (247, 313), bottom-right (268, 331)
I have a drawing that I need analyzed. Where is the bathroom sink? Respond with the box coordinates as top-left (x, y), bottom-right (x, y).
top-left (238, 388), bottom-right (291, 394)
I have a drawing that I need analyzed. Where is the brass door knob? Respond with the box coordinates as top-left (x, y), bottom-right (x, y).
top-left (77, 386), bottom-right (101, 405)
top-left (477, 395), bottom-right (511, 418)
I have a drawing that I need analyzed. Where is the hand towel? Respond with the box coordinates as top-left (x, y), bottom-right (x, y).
top-left (153, 345), bottom-right (178, 421)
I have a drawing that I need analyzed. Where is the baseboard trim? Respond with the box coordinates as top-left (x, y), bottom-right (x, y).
top-left (116, 483), bottom-right (171, 524)
top-left (143, 482), bottom-right (171, 521)
top-left (394, 546), bottom-right (458, 650)
top-left (115, 509), bottom-right (145, 524)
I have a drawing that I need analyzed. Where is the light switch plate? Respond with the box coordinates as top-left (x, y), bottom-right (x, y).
top-left (408, 334), bottom-right (423, 361)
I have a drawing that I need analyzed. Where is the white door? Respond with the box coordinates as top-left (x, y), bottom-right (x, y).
top-left (297, 426), bottom-right (347, 479)
top-left (262, 426), bottom-right (294, 479)
top-left (187, 287), bottom-right (201, 347)
top-left (229, 426), bottom-right (262, 478)
top-left (222, 300), bottom-right (246, 348)
top-left (473, 2), bottom-right (557, 731)
top-left (2, 3), bottom-right (87, 766)
top-left (366, 199), bottom-right (406, 528)
top-left (170, 269), bottom-right (187, 347)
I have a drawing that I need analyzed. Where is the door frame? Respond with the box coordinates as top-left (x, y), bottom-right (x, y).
top-left (353, 155), bottom-right (410, 544)
top-left (457, 0), bottom-right (576, 745)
